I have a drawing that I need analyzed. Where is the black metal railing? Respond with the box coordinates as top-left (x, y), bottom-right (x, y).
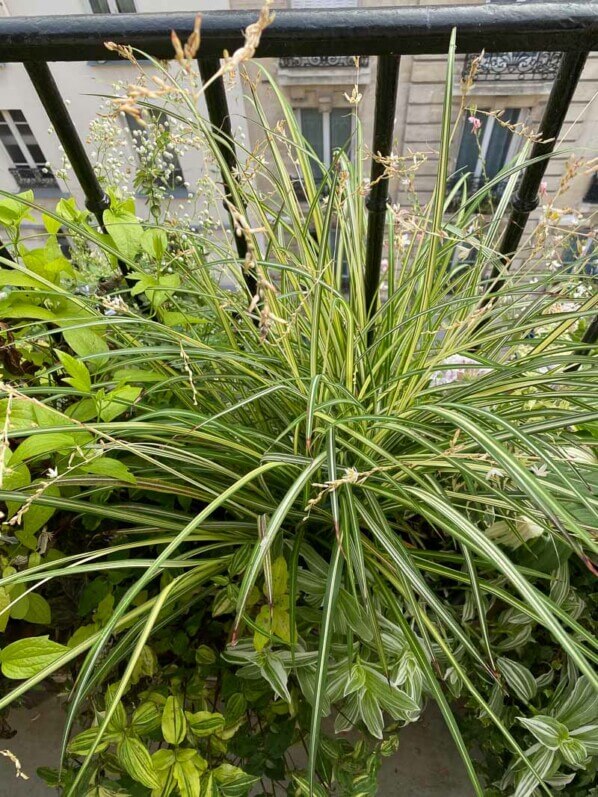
top-left (0, 3), bottom-right (596, 355)
top-left (279, 55), bottom-right (370, 68)
top-left (9, 165), bottom-right (59, 190)
top-left (463, 51), bottom-right (562, 81)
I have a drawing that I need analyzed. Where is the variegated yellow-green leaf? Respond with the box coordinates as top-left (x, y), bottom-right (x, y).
top-left (186, 710), bottom-right (225, 738)
top-left (68, 727), bottom-right (111, 756)
top-left (117, 735), bottom-right (160, 790)
top-left (132, 701), bottom-right (162, 736)
top-left (162, 695), bottom-right (187, 745)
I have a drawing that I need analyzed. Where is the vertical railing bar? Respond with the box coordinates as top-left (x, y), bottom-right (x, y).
top-left (198, 57), bottom-right (257, 299)
top-left (480, 50), bottom-right (590, 307)
top-left (23, 60), bottom-right (131, 283)
top-left (363, 54), bottom-right (400, 320)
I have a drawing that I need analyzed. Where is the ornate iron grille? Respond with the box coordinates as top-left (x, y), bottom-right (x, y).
top-left (463, 51), bottom-right (562, 81)
top-left (9, 165), bottom-right (58, 189)
top-left (279, 55), bottom-right (369, 68)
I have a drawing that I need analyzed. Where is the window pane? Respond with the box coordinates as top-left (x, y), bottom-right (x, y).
top-left (0, 120), bottom-right (27, 165)
top-left (9, 110), bottom-right (26, 122)
top-left (455, 119), bottom-right (480, 178)
top-left (330, 108), bottom-right (352, 161)
top-left (116, 0), bottom-right (136, 11)
top-left (484, 107), bottom-right (519, 179)
top-left (300, 109), bottom-right (324, 179)
top-left (90, 0), bottom-right (111, 12)
top-left (15, 120), bottom-right (48, 166)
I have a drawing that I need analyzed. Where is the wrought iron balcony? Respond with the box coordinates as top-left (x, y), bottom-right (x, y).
top-left (0, 3), bottom-right (596, 351)
top-left (279, 55), bottom-right (369, 69)
top-left (9, 166), bottom-right (59, 190)
top-left (463, 51), bottom-right (562, 82)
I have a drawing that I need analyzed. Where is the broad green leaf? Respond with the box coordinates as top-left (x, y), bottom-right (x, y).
top-left (162, 695), bottom-right (187, 745)
top-left (104, 208), bottom-right (143, 261)
top-left (141, 227), bottom-right (168, 260)
top-left (67, 623), bottom-right (99, 648)
top-left (0, 192), bottom-right (34, 226)
top-left (117, 735), bottom-right (160, 790)
top-left (62, 325), bottom-right (109, 361)
top-left (0, 636), bottom-right (68, 679)
top-left (81, 457), bottom-right (136, 484)
top-left (42, 213), bottom-right (63, 235)
top-left (23, 593), bottom-right (52, 625)
top-left (10, 433), bottom-right (74, 465)
top-left (56, 350), bottom-right (91, 393)
top-left (0, 270), bottom-right (48, 289)
top-left (0, 587), bottom-right (11, 633)
top-left (0, 300), bottom-right (57, 320)
top-left (97, 385), bottom-right (141, 423)
top-left (8, 583), bottom-right (29, 620)
top-left (22, 485), bottom-right (60, 539)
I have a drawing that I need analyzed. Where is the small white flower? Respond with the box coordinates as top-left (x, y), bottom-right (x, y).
top-left (531, 463), bottom-right (549, 478)
top-left (485, 467), bottom-right (504, 481)
top-left (429, 354), bottom-right (491, 387)
top-left (46, 467), bottom-right (58, 479)
top-left (485, 516), bottom-right (544, 549)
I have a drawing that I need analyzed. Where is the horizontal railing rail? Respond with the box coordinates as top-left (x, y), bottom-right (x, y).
top-left (0, 3), bottom-right (596, 354)
top-left (0, 4), bottom-right (596, 61)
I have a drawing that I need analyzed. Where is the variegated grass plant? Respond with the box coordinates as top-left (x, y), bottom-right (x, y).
top-left (0, 26), bottom-right (597, 797)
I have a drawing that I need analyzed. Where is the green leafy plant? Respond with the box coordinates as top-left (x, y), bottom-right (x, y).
top-left (1, 26), bottom-right (597, 797)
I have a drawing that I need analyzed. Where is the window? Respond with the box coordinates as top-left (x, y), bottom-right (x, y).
top-left (90, 0), bottom-right (136, 13)
top-left (297, 107), bottom-right (353, 182)
top-left (0, 110), bottom-right (58, 189)
top-left (584, 174), bottom-right (598, 204)
top-left (125, 110), bottom-right (185, 193)
top-left (452, 108), bottom-right (525, 198)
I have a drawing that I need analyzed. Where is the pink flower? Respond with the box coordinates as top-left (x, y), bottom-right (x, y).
top-left (468, 115), bottom-right (481, 133)
top-left (539, 180), bottom-right (548, 197)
